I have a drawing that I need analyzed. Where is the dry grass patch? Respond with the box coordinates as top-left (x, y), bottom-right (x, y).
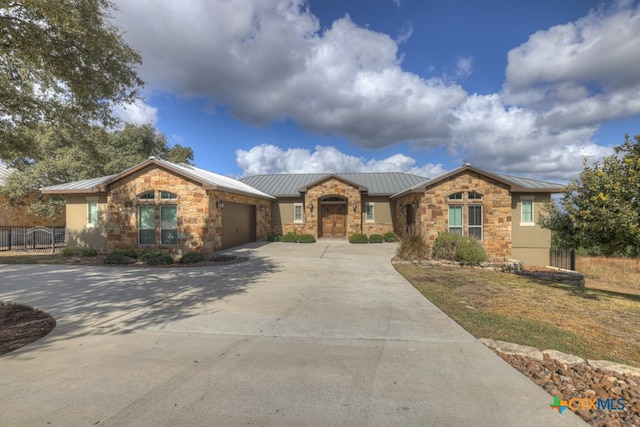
top-left (578, 256), bottom-right (640, 296)
top-left (395, 263), bottom-right (640, 367)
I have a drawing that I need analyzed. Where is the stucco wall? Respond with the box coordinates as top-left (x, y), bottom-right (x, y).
top-left (362, 196), bottom-right (395, 236)
top-left (271, 197), bottom-right (304, 236)
top-left (65, 193), bottom-right (108, 249)
top-left (512, 193), bottom-right (552, 266)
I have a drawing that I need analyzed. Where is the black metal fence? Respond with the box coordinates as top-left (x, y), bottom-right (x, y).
top-left (549, 243), bottom-right (576, 271)
top-left (0, 226), bottom-right (66, 253)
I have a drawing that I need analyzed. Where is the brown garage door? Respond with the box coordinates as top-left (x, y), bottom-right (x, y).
top-left (221, 202), bottom-right (256, 249)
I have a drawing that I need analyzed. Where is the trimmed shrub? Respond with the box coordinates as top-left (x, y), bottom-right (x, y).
top-left (268, 234), bottom-right (282, 242)
top-left (281, 232), bottom-right (298, 243)
top-left (110, 248), bottom-right (139, 259)
top-left (298, 234), bottom-right (315, 243)
top-left (383, 232), bottom-right (396, 242)
top-left (145, 254), bottom-right (174, 266)
top-left (396, 225), bottom-right (428, 261)
top-left (139, 249), bottom-right (161, 262)
top-left (349, 233), bottom-right (368, 244)
top-left (61, 247), bottom-right (74, 257)
top-left (103, 253), bottom-right (137, 264)
top-left (368, 234), bottom-right (384, 243)
top-left (80, 248), bottom-right (98, 257)
top-left (180, 251), bottom-right (204, 264)
top-left (433, 232), bottom-right (487, 265)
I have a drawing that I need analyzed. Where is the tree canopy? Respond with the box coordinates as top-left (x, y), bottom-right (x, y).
top-left (0, 0), bottom-right (143, 159)
top-left (540, 134), bottom-right (640, 256)
top-left (1, 123), bottom-right (194, 218)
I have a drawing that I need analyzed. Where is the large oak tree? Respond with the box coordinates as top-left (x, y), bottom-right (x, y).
top-left (1, 0), bottom-right (143, 159)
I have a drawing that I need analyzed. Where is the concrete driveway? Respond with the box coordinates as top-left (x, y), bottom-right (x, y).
top-left (0, 241), bottom-right (585, 426)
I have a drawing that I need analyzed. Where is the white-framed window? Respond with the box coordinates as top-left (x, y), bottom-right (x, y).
top-left (160, 205), bottom-right (178, 244)
top-left (520, 196), bottom-right (535, 225)
top-left (468, 205), bottom-right (483, 240)
top-left (160, 191), bottom-right (177, 200)
top-left (138, 191), bottom-right (155, 201)
top-left (448, 205), bottom-right (463, 235)
top-left (468, 191), bottom-right (483, 200)
top-left (366, 202), bottom-right (375, 222)
top-left (138, 205), bottom-right (156, 245)
top-left (87, 197), bottom-right (99, 227)
top-left (448, 192), bottom-right (463, 200)
top-left (293, 203), bottom-right (303, 223)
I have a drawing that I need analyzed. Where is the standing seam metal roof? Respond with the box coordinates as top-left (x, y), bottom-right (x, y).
top-left (239, 172), bottom-right (430, 196)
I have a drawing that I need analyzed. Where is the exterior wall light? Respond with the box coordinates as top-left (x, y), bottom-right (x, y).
top-left (308, 201), bottom-right (313, 211)
top-left (399, 203), bottom-right (404, 212)
top-left (412, 201), bottom-right (417, 209)
top-left (216, 199), bottom-right (224, 209)
top-left (352, 201), bottom-right (358, 212)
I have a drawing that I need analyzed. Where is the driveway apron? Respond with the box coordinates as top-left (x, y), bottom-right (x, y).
top-left (0, 241), bottom-right (586, 426)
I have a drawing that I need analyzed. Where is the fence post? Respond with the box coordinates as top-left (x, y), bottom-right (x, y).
top-left (570, 249), bottom-right (576, 271)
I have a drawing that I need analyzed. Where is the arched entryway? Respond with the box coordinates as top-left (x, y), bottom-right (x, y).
top-left (319, 196), bottom-right (347, 238)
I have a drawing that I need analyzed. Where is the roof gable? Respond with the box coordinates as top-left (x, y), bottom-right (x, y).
top-left (390, 164), bottom-right (565, 198)
top-left (42, 158), bottom-right (275, 200)
top-left (297, 174), bottom-right (368, 193)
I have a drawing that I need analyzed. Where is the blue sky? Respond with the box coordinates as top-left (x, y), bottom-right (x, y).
top-left (111, 0), bottom-right (640, 181)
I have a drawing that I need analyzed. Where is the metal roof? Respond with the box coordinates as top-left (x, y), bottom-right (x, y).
top-left (239, 172), bottom-right (430, 197)
top-left (40, 175), bottom-right (115, 193)
top-left (0, 162), bottom-right (14, 186)
top-left (41, 158), bottom-right (275, 199)
top-left (391, 164), bottom-right (565, 198)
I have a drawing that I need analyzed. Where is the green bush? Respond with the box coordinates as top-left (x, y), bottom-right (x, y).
top-left (145, 254), bottom-right (174, 265)
top-left (383, 232), bottom-right (396, 242)
top-left (396, 225), bottom-right (427, 261)
top-left (281, 232), bottom-right (298, 243)
top-left (349, 233), bottom-right (368, 243)
top-left (368, 234), bottom-right (384, 243)
top-left (110, 248), bottom-right (139, 259)
top-left (268, 234), bottom-right (282, 242)
top-left (61, 247), bottom-right (74, 257)
top-left (79, 248), bottom-right (98, 257)
top-left (103, 253), bottom-right (137, 264)
top-left (180, 251), bottom-right (204, 264)
top-left (298, 234), bottom-right (315, 243)
top-left (139, 249), bottom-right (161, 262)
top-left (433, 232), bottom-right (486, 265)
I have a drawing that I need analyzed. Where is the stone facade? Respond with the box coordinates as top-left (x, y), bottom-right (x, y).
top-left (395, 170), bottom-right (512, 259)
top-left (107, 165), bottom-right (210, 254)
top-left (106, 165), bottom-right (271, 254)
top-left (303, 177), bottom-right (362, 238)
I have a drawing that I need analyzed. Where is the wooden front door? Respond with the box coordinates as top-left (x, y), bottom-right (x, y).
top-left (320, 204), bottom-right (346, 237)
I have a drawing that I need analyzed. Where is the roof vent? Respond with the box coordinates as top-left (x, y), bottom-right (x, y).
top-left (148, 156), bottom-right (156, 160)
top-left (464, 162), bottom-right (471, 166)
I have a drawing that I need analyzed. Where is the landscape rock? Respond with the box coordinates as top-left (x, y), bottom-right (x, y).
top-left (482, 339), bottom-right (640, 426)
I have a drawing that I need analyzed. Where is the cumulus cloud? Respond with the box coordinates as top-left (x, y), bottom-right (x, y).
top-left (111, 99), bottom-right (158, 126)
top-left (236, 144), bottom-right (444, 178)
top-left (111, 0), bottom-right (640, 180)
top-left (113, 0), bottom-right (465, 148)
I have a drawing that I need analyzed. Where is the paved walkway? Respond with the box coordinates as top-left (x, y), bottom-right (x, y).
top-left (0, 241), bottom-right (585, 426)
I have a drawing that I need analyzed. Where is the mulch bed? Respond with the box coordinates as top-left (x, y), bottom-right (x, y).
top-left (0, 303), bottom-right (56, 356)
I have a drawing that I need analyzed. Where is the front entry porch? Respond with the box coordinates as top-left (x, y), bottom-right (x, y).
top-left (318, 197), bottom-right (347, 238)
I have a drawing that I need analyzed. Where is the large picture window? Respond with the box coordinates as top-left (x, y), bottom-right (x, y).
top-left (447, 192), bottom-right (483, 239)
top-left (138, 191), bottom-right (179, 245)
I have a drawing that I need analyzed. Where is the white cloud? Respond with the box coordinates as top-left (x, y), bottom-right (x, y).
top-left (112, 0), bottom-right (640, 180)
top-left (236, 144), bottom-right (443, 178)
top-left (111, 99), bottom-right (158, 126)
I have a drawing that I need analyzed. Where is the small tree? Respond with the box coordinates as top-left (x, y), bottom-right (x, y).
top-left (540, 134), bottom-right (640, 256)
